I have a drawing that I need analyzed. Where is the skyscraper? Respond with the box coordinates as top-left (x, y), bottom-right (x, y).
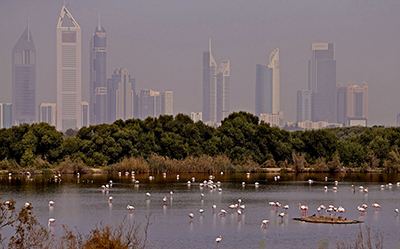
top-left (90, 16), bottom-right (107, 125)
top-left (12, 21), bottom-right (36, 125)
top-left (297, 90), bottom-right (312, 122)
top-left (217, 60), bottom-right (230, 122)
top-left (107, 68), bottom-right (135, 123)
top-left (161, 91), bottom-right (173, 115)
top-left (308, 43), bottom-right (336, 123)
top-left (337, 83), bottom-right (368, 126)
top-left (203, 39), bottom-right (218, 123)
top-left (0, 103), bottom-right (12, 129)
top-left (81, 101), bottom-right (89, 127)
top-left (138, 89), bottom-right (161, 119)
top-left (39, 103), bottom-right (56, 127)
top-left (56, 3), bottom-right (82, 131)
top-left (255, 49), bottom-right (280, 118)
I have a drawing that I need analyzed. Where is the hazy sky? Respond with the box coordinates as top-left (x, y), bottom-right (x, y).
top-left (1, 0), bottom-right (400, 126)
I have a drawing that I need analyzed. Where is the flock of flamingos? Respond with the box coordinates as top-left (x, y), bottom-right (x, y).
top-left (25, 171), bottom-right (399, 246)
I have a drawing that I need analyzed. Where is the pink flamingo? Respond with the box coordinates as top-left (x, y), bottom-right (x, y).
top-left (298, 203), bottom-right (308, 217)
top-left (371, 203), bottom-right (381, 211)
top-left (357, 206), bottom-right (366, 216)
top-left (337, 206), bottom-right (346, 218)
top-left (260, 220), bottom-right (269, 229)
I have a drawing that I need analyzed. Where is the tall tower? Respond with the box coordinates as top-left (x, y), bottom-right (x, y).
top-left (12, 21), bottom-right (36, 125)
top-left (56, 3), bottom-right (82, 131)
top-left (107, 68), bottom-right (135, 123)
top-left (217, 60), bottom-right (230, 122)
top-left (203, 39), bottom-right (217, 123)
top-left (161, 91), bottom-right (174, 116)
top-left (255, 48), bottom-right (280, 117)
top-left (90, 15), bottom-right (107, 125)
top-left (297, 90), bottom-right (312, 122)
top-left (308, 43), bottom-right (336, 122)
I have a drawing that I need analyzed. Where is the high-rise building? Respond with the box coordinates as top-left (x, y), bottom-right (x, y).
top-left (89, 16), bottom-right (107, 125)
top-left (0, 103), bottom-right (12, 129)
top-left (297, 90), bottom-right (312, 122)
top-left (81, 101), bottom-right (89, 127)
top-left (138, 89), bottom-right (161, 119)
top-left (203, 39), bottom-right (218, 123)
top-left (57, 3), bottom-right (82, 131)
top-left (308, 43), bottom-right (336, 123)
top-left (217, 60), bottom-right (230, 122)
top-left (337, 83), bottom-right (368, 125)
top-left (191, 112), bottom-right (202, 122)
top-left (39, 103), bottom-right (56, 127)
top-left (12, 21), bottom-right (36, 125)
top-left (161, 91), bottom-right (173, 115)
top-left (106, 68), bottom-right (135, 123)
top-left (255, 48), bottom-right (280, 118)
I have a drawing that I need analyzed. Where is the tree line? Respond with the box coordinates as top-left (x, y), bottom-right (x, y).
top-left (1, 111), bottom-right (400, 172)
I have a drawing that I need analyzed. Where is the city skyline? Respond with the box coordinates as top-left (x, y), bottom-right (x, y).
top-left (1, 1), bottom-right (400, 126)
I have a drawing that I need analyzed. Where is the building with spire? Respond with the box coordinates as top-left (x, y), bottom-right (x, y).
top-left (90, 15), bottom-right (107, 125)
top-left (56, 2), bottom-right (82, 131)
top-left (217, 60), bottom-right (230, 122)
top-left (203, 40), bottom-right (230, 124)
top-left (255, 48), bottom-right (281, 121)
top-left (12, 21), bottom-right (36, 125)
top-left (203, 39), bottom-right (218, 123)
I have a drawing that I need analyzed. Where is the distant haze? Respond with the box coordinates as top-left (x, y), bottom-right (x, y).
top-left (1, 0), bottom-right (400, 126)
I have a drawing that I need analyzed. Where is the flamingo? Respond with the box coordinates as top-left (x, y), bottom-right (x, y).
top-left (308, 179), bottom-right (314, 184)
top-left (127, 205), bottom-right (135, 213)
top-left (228, 204), bottom-right (238, 212)
top-left (260, 220), bottom-right (269, 229)
top-left (334, 180), bottom-right (338, 185)
top-left (216, 235), bottom-right (222, 243)
top-left (48, 218), bottom-right (56, 227)
top-left (337, 206), bottom-right (346, 218)
top-left (371, 203), bottom-right (381, 211)
top-left (212, 205), bottom-right (217, 214)
top-left (242, 182), bottom-right (246, 186)
top-left (363, 188), bottom-right (368, 193)
top-left (237, 209), bottom-right (242, 216)
top-left (146, 193), bottom-right (151, 198)
top-left (357, 206), bottom-right (366, 216)
top-left (201, 193), bottom-right (204, 199)
top-left (189, 213), bottom-right (194, 220)
top-left (163, 196), bottom-right (167, 205)
top-left (395, 209), bottom-right (399, 216)
top-left (361, 204), bottom-right (369, 209)
top-left (49, 201), bottom-right (55, 207)
top-left (187, 181), bottom-right (191, 186)
top-left (218, 209), bottom-right (227, 216)
top-left (298, 203), bottom-right (308, 217)
top-left (275, 202), bottom-right (281, 211)
top-left (25, 202), bottom-right (31, 208)
top-left (269, 202), bottom-right (276, 210)
top-left (333, 186), bottom-right (338, 191)
top-left (255, 182), bottom-right (260, 187)
top-left (325, 176), bottom-right (328, 181)
top-left (317, 206), bottom-right (322, 216)
top-left (283, 205), bottom-right (289, 213)
top-left (108, 197), bottom-right (113, 204)
top-left (278, 212), bottom-right (285, 221)
top-left (324, 186), bottom-right (328, 190)
top-left (170, 191), bottom-right (174, 196)
top-left (199, 209), bottom-right (204, 216)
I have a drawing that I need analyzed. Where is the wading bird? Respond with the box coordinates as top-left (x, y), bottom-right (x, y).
top-left (260, 220), bottom-right (269, 229)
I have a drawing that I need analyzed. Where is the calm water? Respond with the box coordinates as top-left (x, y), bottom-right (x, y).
top-left (1, 172), bottom-right (400, 249)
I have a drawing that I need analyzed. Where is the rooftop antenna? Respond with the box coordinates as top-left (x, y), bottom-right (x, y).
top-left (27, 16), bottom-right (30, 42)
top-left (98, 13), bottom-right (101, 30)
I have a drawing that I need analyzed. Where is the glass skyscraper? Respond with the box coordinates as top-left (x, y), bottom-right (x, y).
top-left (308, 43), bottom-right (336, 123)
top-left (90, 16), bottom-right (107, 125)
top-left (12, 22), bottom-right (36, 125)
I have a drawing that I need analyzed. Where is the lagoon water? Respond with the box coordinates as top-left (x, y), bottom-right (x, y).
top-left (1, 172), bottom-right (400, 249)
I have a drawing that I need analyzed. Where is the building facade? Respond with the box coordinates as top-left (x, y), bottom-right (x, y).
top-left (12, 23), bottom-right (36, 125)
top-left (308, 43), bottom-right (336, 123)
top-left (297, 90), bottom-right (312, 122)
top-left (161, 91), bottom-right (173, 115)
top-left (0, 103), bottom-right (12, 129)
top-left (337, 83), bottom-right (368, 126)
top-left (81, 101), bottom-right (89, 127)
top-left (203, 39), bottom-right (218, 123)
top-left (217, 60), bottom-right (230, 122)
top-left (255, 48), bottom-right (280, 119)
top-left (138, 89), bottom-right (161, 119)
top-left (56, 3), bottom-right (82, 131)
top-left (107, 68), bottom-right (135, 123)
top-left (191, 112), bottom-right (202, 122)
top-left (39, 103), bottom-right (56, 127)
top-left (89, 16), bottom-right (107, 125)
